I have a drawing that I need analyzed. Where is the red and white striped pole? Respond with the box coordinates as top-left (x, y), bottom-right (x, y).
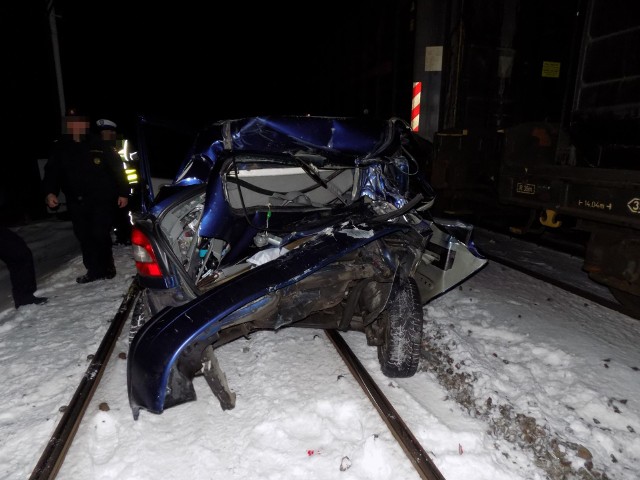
top-left (411, 81), bottom-right (422, 132)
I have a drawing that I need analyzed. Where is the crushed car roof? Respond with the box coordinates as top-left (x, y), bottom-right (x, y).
top-left (192, 116), bottom-right (404, 161)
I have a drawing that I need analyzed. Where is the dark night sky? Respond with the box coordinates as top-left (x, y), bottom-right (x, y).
top-left (28, 1), bottom-right (398, 148)
top-left (5, 0), bottom-right (412, 223)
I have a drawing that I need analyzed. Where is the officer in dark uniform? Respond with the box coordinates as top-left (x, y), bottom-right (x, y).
top-left (0, 226), bottom-right (48, 308)
top-left (42, 109), bottom-right (129, 284)
top-left (96, 118), bottom-right (132, 245)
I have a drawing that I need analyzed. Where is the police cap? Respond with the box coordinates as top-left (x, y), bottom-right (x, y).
top-left (96, 118), bottom-right (117, 131)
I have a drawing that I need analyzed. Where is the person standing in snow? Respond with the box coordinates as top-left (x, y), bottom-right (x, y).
top-left (0, 226), bottom-right (48, 308)
top-left (42, 109), bottom-right (130, 284)
top-left (96, 118), bottom-right (132, 245)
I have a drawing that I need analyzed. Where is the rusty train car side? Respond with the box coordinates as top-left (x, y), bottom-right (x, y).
top-left (413, 0), bottom-right (639, 310)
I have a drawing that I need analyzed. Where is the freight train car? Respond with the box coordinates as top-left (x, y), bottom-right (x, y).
top-left (414, 0), bottom-right (639, 311)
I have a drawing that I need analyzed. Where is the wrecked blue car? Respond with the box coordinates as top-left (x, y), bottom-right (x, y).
top-left (127, 115), bottom-right (487, 419)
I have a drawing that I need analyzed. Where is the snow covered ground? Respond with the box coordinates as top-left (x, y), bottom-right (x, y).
top-left (1, 219), bottom-right (639, 480)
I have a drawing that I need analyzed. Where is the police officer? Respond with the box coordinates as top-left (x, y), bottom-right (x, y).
top-left (42, 109), bottom-right (129, 284)
top-left (96, 118), bottom-right (132, 245)
top-left (0, 226), bottom-right (48, 308)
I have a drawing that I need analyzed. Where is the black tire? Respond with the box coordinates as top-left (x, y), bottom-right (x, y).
top-left (129, 290), bottom-right (151, 344)
top-left (377, 276), bottom-right (424, 378)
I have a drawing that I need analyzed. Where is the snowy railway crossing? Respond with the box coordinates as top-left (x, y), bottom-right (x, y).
top-left (4, 230), bottom-right (639, 480)
top-left (29, 279), bottom-right (445, 480)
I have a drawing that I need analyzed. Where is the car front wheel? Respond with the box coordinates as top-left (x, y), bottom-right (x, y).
top-left (377, 276), bottom-right (423, 378)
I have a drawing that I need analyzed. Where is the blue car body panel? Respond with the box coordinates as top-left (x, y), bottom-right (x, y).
top-left (128, 221), bottom-right (406, 415)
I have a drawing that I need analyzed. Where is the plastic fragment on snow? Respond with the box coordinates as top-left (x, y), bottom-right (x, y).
top-left (340, 456), bottom-right (352, 471)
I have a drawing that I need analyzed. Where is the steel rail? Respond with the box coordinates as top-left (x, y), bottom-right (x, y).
top-left (29, 279), bottom-right (141, 480)
top-left (480, 251), bottom-right (639, 320)
top-left (325, 329), bottom-right (446, 480)
top-left (472, 226), bottom-right (639, 320)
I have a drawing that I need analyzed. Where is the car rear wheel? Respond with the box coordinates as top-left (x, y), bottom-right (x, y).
top-left (377, 276), bottom-right (423, 377)
top-left (129, 290), bottom-right (151, 344)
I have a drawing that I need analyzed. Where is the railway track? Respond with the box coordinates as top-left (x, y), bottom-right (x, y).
top-left (478, 249), bottom-right (637, 317)
top-left (28, 278), bottom-right (444, 480)
top-left (29, 235), bottom-right (635, 479)
top-left (472, 227), bottom-right (640, 321)
top-left (29, 280), bottom-right (141, 480)
top-left (325, 330), bottom-right (446, 480)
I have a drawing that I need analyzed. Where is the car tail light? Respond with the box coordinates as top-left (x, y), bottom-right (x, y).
top-left (131, 227), bottom-right (163, 277)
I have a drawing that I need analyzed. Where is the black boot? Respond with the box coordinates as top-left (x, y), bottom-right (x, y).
top-left (76, 273), bottom-right (101, 284)
top-left (15, 295), bottom-right (48, 309)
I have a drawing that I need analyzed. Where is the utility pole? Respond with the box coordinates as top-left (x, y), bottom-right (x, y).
top-left (47, 0), bottom-right (65, 122)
